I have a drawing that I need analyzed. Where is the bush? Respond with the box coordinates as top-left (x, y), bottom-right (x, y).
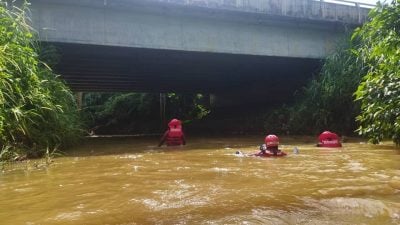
top-left (0, 2), bottom-right (82, 160)
top-left (264, 36), bottom-right (366, 136)
top-left (82, 92), bottom-right (210, 134)
top-left (354, 1), bottom-right (400, 145)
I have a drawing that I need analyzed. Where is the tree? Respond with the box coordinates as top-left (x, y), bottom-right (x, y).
top-left (353, 0), bottom-right (400, 145)
top-left (263, 35), bottom-right (365, 136)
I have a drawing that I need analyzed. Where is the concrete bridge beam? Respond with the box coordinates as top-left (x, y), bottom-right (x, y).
top-left (29, 0), bottom-right (364, 59)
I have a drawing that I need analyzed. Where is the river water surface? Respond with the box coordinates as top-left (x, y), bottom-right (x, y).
top-left (1, 136), bottom-right (399, 225)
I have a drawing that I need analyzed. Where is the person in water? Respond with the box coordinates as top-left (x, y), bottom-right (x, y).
top-left (158, 118), bottom-right (186, 147)
top-left (317, 130), bottom-right (342, 147)
top-left (256, 134), bottom-right (282, 156)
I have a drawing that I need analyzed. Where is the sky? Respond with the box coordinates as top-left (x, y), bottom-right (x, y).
top-left (341, 0), bottom-right (388, 5)
top-left (356, 0), bottom-right (381, 4)
top-left (356, 0), bottom-right (377, 3)
top-left (325, 0), bottom-right (388, 6)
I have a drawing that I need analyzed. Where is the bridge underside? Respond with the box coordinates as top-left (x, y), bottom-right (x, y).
top-left (54, 43), bottom-right (320, 102)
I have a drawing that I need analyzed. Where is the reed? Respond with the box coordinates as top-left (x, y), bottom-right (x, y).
top-left (0, 1), bottom-right (82, 161)
top-left (263, 36), bottom-right (366, 135)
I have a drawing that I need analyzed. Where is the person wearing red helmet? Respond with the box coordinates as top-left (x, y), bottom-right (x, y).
top-left (158, 118), bottom-right (186, 147)
top-left (255, 134), bottom-right (285, 156)
top-left (317, 131), bottom-right (342, 147)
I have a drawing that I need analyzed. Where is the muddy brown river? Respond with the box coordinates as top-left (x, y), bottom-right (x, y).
top-left (1, 136), bottom-right (399, 225)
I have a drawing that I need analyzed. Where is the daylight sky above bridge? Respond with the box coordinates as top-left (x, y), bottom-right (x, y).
top-left (326, 0), bottom-right (384, 5)
top-left (358, 0), bottom-right (376, 3)
top-left (348, 0), bottom-right (386, 4)
top-left (357, 0), bottom-right (380, 3)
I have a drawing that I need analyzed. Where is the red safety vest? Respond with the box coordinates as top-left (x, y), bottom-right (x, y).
top-left (255, 150), bottom-right (287, 157)
top-left (165, 119), bottom-right (184, 146)
top-left (166, 128), bottom-right (184, 146)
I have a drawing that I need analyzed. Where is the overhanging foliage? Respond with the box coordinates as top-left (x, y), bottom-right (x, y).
top-left (353, 0), bottom-right (400, 145)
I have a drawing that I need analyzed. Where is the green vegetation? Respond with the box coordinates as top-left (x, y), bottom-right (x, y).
top-left (166, 93), bottom-right (210, 121)
top-left (83, 93), bottom-right (210, 134)
top-left (263, 37), bottom-right (365, 136)
top-left (83, 93), bottom-right (160, 134)
top-left (264, 1), bottom-right (400, 146)
top-left (353, 1), bottom-right (400, 145)
top-left (0, 2), bottom-right (82, 161)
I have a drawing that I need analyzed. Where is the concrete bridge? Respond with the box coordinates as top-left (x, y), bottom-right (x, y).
top-left (28, 0), bottom-right (372, 96)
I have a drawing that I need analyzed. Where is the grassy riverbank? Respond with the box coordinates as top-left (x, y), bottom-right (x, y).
top-left (0, 2), bottom-right (82, 161)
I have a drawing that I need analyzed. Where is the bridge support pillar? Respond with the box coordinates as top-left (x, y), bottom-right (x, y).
top-left (75, 92), bottom-right (83, 110)
top-left (160, 93), bottom-right (167, 129)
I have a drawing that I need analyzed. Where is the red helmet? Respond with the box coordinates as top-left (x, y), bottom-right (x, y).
top-left (168, 118), bottom-right (182, 127)
top-left (265, 134), bottom-right (279, 147)
top-left (318, 131), bottom-right (341, 147)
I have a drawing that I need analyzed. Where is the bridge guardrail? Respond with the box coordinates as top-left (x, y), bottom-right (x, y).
top-left (151, 0), bottom-right (374, 24)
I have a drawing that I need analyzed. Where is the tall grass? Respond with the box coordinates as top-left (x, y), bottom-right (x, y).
top-left (263, 36), bottom-right (367, 135)
top-left (0, 2), bottom-right (82, 160)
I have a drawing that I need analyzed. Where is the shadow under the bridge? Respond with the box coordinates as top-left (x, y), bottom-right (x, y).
top-left (53, 42), bottom-right (321, 101)
top-left (53, 42), bottom-right (322, 135)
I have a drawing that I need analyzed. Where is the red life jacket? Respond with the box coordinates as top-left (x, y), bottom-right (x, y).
top-left (255, 150), bottom-right (287, 157)
top-left (318, 131), bottom-right (342, 147)
top-left (166, 119), bottom-right (184, 146)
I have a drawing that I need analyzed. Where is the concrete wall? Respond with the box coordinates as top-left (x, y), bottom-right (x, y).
top-left (153, 0), bottom-right (371, 24)
top-left (30, 0), bottom-right (367, 58)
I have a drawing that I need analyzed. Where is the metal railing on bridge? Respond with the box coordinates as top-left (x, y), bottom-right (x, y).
top-left (150, 0), bottom-right (374, 24)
